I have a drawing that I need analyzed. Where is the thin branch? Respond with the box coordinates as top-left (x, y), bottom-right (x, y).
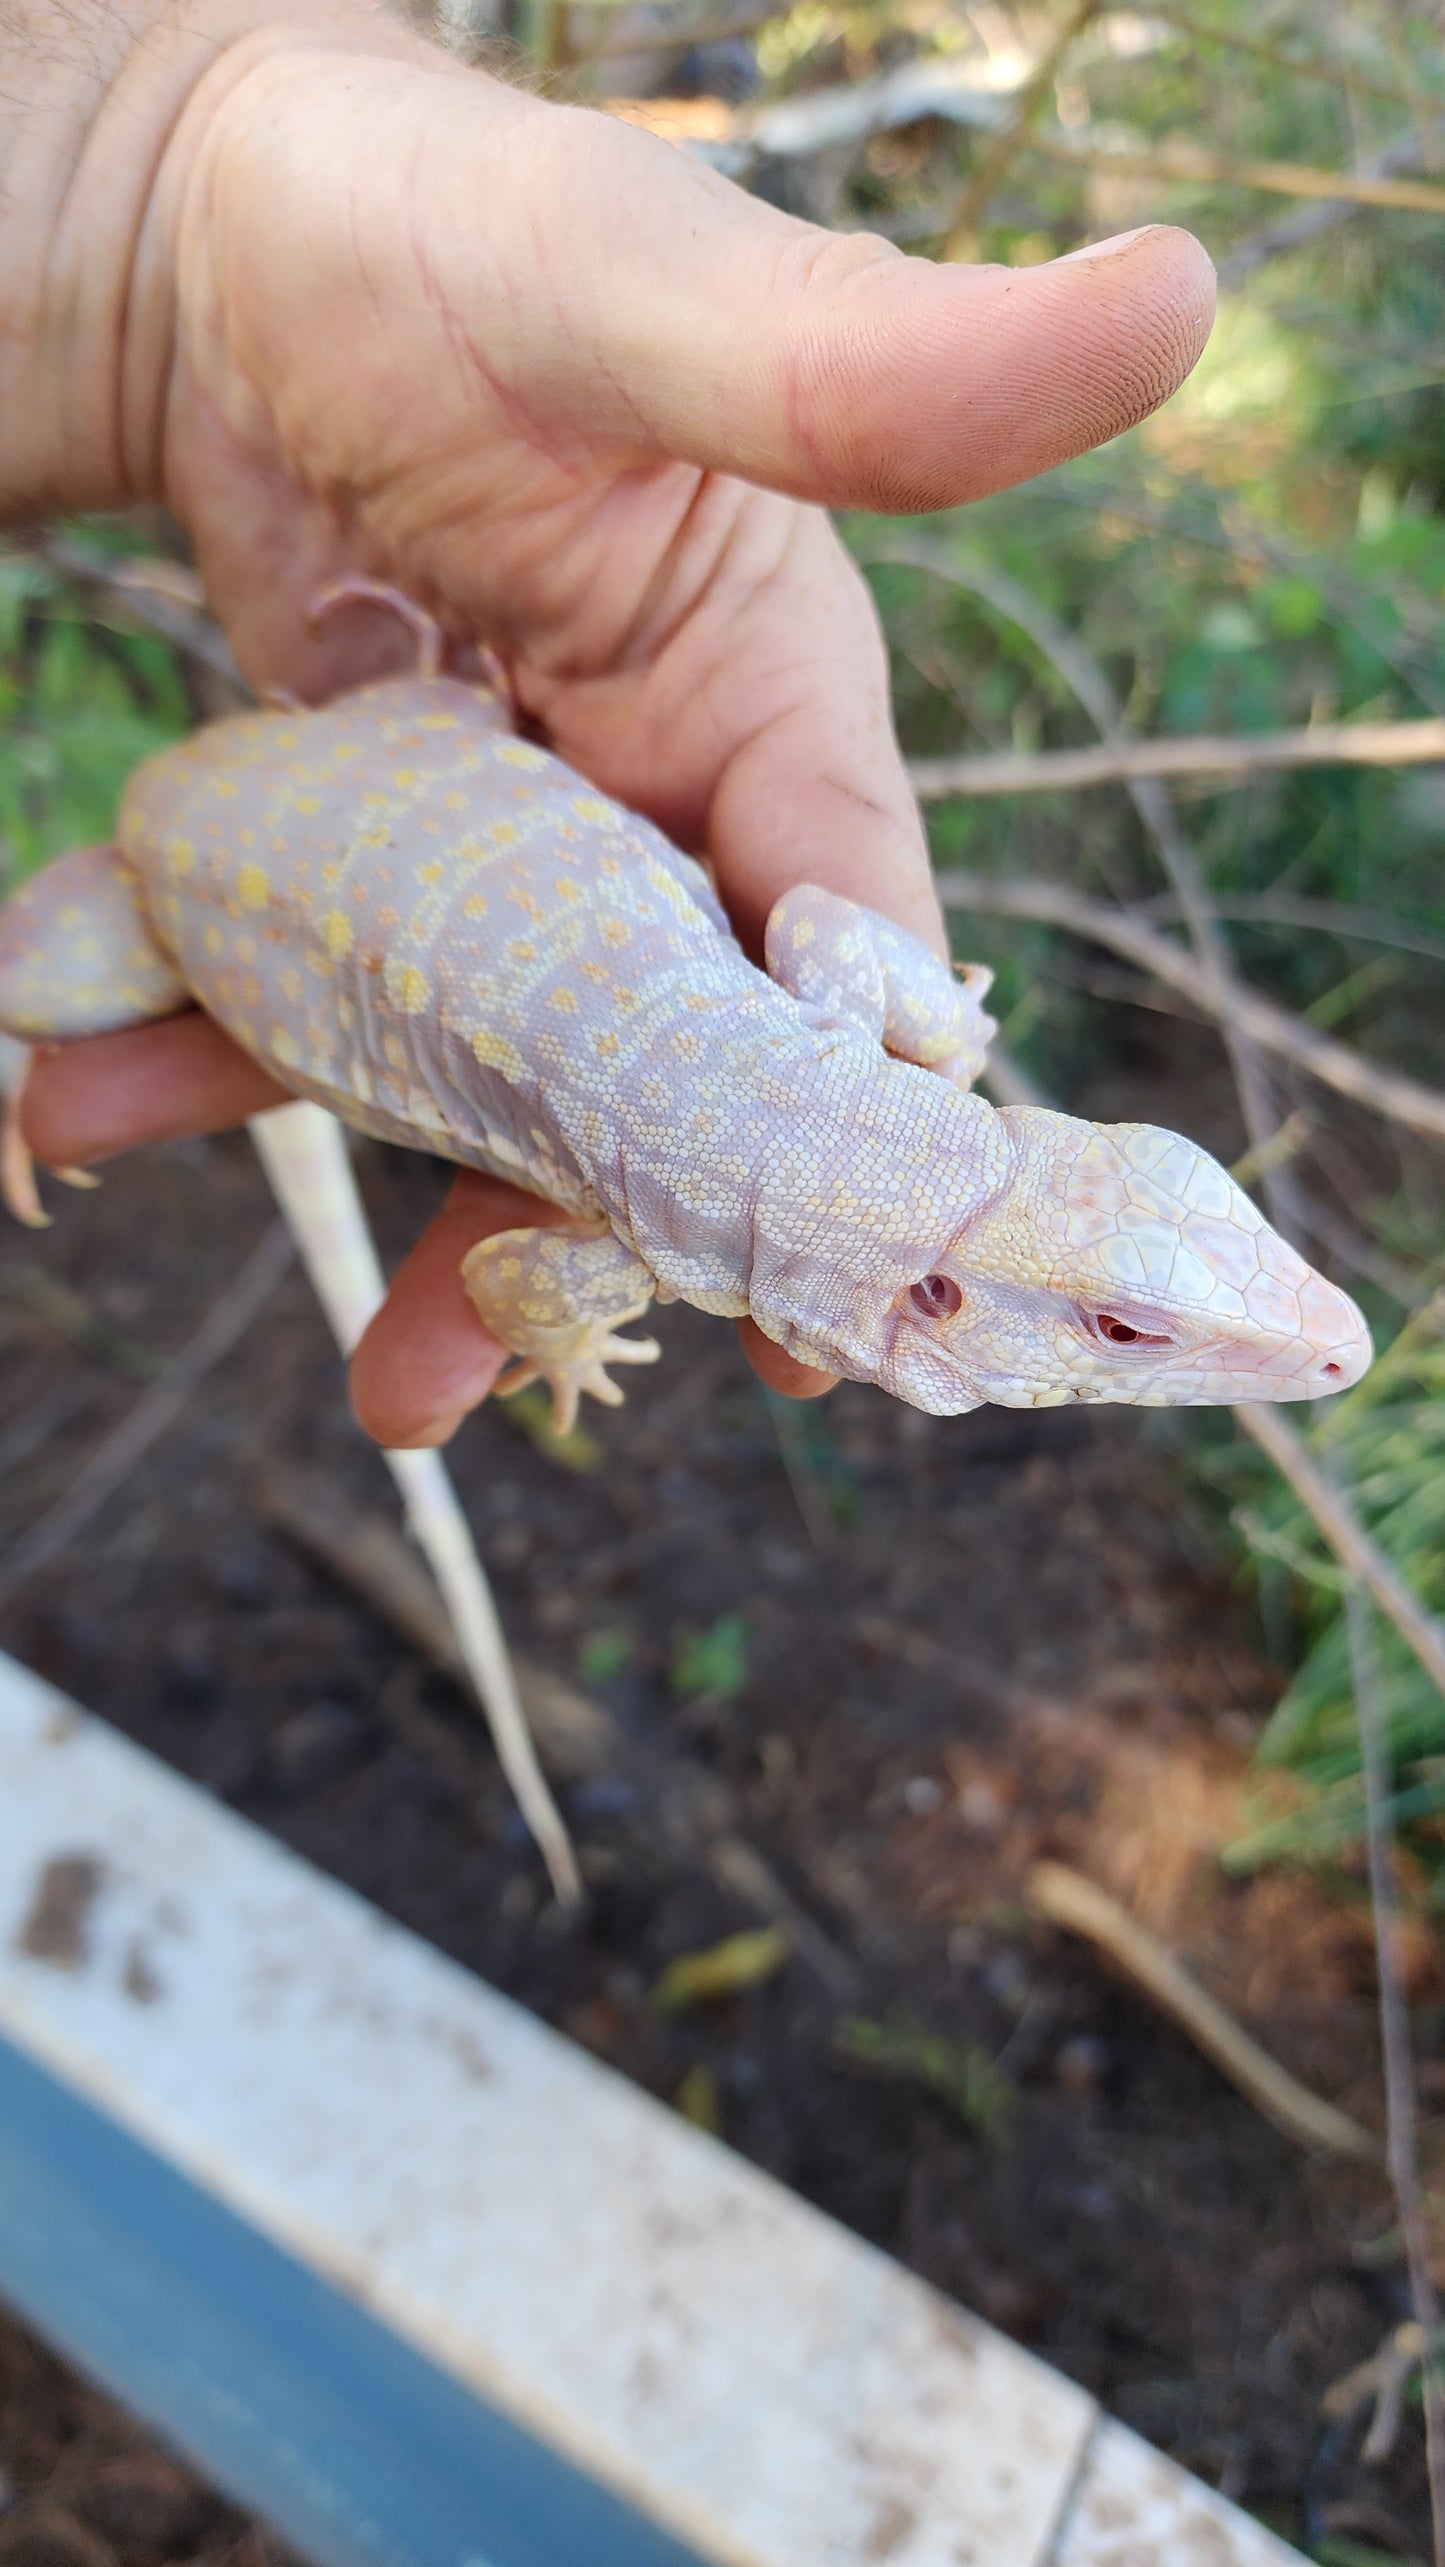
top-left (255, 1462), bottom-right (860, 1996)
top-left (1136, 893), bottom-right (1445, 973)
top-left (942, 0), bottom-right (1102, 258)
top-left (1027, 1860), bottom-right (1377, 2159)
top-left (1219, 132), bottom-right (1433, 282)
top-left (1345, 1581), bottom-right (1445, 2566)
top-left (1024, 124), bottom-right (1445, 215)
top-left (1236, 1403), bottom-right (1445, 1704)
top-left (26, 532), bottom-right (246, 692)
top-left (0, 1221), bottom-right (295, 1611)
top-left (908, 716), bottom-right (1445, 800)
top-left (248, 1102), bottom-right (583, 1907)
top-left (875, 540), bottom-right (1300, 1228)
top-left (936, 869), bottom-right (1445, 1144)
top-left (646, 65), bottom-right (1445, 217)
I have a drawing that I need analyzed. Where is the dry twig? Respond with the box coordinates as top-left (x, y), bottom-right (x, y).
top-left (942, 0), bottom-right (1101, 257)
top-left (632, 64), bottom-right (1445, 216)
top-left (908, 715), bottom-right (1445, 799)
top-left (873, 538), bottom-right (1302, 1229)
top-left (1027, 1859), bottom-right (1377, 2159)
top-left (1137, 893), bottom-right (1445, 973)
top-left (1220, 134), bottom-right (1434, 282)
top-left (935, 869), bottom-right (1445, 1144)
top-left (256, 1463), bottom-right (860, 1994)
top-left (1025, 125), bottom-right (1445, 214)
top-left (249, 1102), bottom-right (583, 1907)
top-left (27, 533), bottom-right (245, 693)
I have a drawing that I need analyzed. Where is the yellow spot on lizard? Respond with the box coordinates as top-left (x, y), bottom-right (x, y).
top-left (472, 1027), bottom-right (524, 1079)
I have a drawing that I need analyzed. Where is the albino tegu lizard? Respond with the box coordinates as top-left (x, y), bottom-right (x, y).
top-left (0, 585), bottom-right (1371, 1429)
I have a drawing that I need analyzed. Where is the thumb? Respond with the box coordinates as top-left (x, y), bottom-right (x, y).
top-left (187, 47), bottom-right (1212, 524)
top-left (475, 99), bottom-right (1216, 510)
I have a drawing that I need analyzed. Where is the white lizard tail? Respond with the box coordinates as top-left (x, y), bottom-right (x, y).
top-left (248, 1102), bottom-right (583, 1906)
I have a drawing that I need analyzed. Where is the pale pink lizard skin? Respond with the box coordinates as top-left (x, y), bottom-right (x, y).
top-left (0, 662), bottom-right (1372, 1426)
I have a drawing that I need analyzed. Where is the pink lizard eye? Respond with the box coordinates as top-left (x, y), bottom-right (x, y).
top-left (1089, 1310), bottom-right (1174, 1349)
top-left (911, 1273), bottom-right (962, 1320)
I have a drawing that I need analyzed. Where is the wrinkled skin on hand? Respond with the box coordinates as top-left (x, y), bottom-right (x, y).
top-left (20, 11), bottom-right (1216, 1443)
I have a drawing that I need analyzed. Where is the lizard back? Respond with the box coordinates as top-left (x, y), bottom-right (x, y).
top-left (118, 673), bottom-right (787, 1228)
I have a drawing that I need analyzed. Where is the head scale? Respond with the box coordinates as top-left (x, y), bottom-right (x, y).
top-left (877, 1108), bottom-right (1371, 1415)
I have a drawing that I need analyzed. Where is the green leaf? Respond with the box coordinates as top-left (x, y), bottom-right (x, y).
top-left (671, 1613), bottom-right (749, 1704)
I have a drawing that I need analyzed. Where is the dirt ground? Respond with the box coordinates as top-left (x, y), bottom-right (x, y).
top-left (0, 1076), bottom-right (1432, 2563)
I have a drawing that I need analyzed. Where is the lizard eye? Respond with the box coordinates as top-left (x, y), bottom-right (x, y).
top-left (911, 1273), bottom-right (963, 1320)
top-left (1087, 1309), bottom-right (1175, 1349)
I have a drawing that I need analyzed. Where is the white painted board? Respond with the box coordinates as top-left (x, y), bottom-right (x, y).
top-left (0, 1653), bottom-right (1306, 2567)
top-left (1050, 2421), bottom-right (1304, 2567)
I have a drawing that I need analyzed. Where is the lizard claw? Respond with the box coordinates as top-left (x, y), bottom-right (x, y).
top-left (2, 1053), bottom-right (51, 1228)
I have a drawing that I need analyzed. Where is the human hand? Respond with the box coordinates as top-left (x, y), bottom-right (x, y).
top-left (14, 6), bottom-right (1215, 1441)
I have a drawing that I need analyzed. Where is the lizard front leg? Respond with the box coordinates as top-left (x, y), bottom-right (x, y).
top-left (765, 884), bottom-right (996, 1089)
top-left (461, 1226), bottom-right (661, 1435)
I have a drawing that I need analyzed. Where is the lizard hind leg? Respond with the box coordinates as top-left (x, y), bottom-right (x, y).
top-left (462, 1226), bottom-right (661, 1437)
top-left (765, 884), bottom-right (997, 1091)
top-left (0, 844), bottom-right (188, 1225)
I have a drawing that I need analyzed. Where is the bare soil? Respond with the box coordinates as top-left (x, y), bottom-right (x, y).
top-left (0, 1067), bottom-right (1432, 2563)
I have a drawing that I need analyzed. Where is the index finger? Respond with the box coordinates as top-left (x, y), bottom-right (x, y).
top-left (19, 1013), bottom-right (289, 1166)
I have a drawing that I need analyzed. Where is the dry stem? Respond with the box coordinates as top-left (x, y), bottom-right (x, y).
top-left (1026, 125), bottom-right (1445, 214)
top-left (942, 0), bottom-right (1101, 258)
top-left (249, 1102), bottom-right (583, 1907)
top-left (908, 716), bottom-right (1445, 799)
top-left (936, 868), bottom-right (1445, 1143)
top-left (880, 540), bottom-right (1309, 1231)
top-left (1027, 1859), bottom-right (1377, 2159)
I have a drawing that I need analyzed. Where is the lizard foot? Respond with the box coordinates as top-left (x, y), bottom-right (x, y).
top-left (462, 1225), bottom-right (661, 1436)
top-left (765, 884), bottom-right (996, 1090)
top-left (1, 1048), bottom-right (103, 1227)
top-left (494, 1320), bottom-right (661, 1437)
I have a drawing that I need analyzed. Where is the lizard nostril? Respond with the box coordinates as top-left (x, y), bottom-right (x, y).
top-left (1320, 1359), bottom-right (1343, 1379)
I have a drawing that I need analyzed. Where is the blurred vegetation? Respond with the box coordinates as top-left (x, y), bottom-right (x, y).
top-left (1218, 1298), bottom-right (1445, 1884)
top-left (0, 546), bottom-right (191, 883)
top-left (2, 0), bottom-right (1443, 1911)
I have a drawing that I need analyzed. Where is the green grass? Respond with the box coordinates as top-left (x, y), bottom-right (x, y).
top-left (1215, 1304), bottom-right (1445, 1882)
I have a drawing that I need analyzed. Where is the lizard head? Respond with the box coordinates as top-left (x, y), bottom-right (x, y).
top-left (881, 1107), bottom-right (1372, 1415)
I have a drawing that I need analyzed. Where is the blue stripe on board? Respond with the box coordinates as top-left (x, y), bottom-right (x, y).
top-left (0, 2031), bottom-right (707, 2567)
